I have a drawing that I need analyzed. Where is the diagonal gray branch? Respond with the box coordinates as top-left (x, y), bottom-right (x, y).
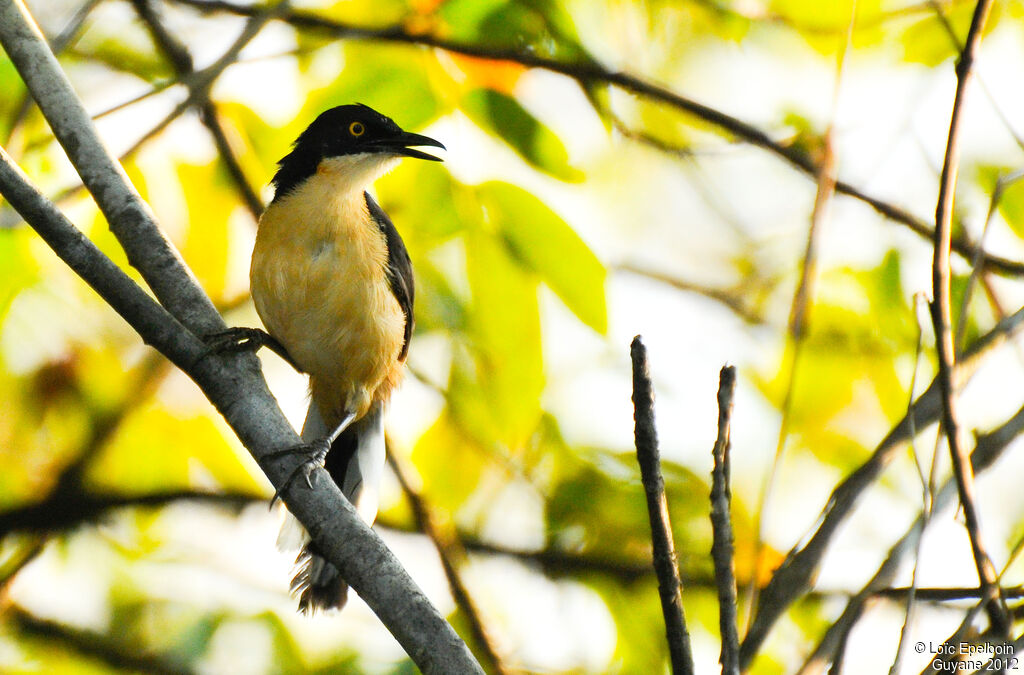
top-left (0, 145), bottom-right (482, 674)
top-left (0, 2), bottom-right (482, 668)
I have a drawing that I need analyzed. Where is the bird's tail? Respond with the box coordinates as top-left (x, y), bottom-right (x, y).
top-left (277, 400), bottom-right (386, 613)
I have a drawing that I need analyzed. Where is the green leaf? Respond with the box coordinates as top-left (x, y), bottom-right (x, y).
top-left (895, 1), bottom-right (1003, 66)
top-left (84, 406), bottom-right (264, 494)
top-left (461, 89), bottom-right (583, 182)
top-left (408, 258), bottom-right (467, 333)
top-left (478, 181), bottom-right (607, 333)
top-left (306, 43), bottom-right (442, 133)
top-left (68, 33), bottom-right (171, 82)
top-left (996, 177), bottom-right (1024, 240)
top-left (0, 229), bottom-right (40, 324)
top-left (411, 410), bottom-right (487, 513)
top-left (177, 161), bottom-right (234, 300)
top-left (440, 0), bottom-right (592, 62)
top-left (459, 227), bottom-right (545, 446)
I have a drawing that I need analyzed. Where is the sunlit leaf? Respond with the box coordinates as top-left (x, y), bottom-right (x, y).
top-left (896, 2), bottom-right (1004, 66)
top-left (177, 161), bottom-right (233, 300)
top-left (439, 0), bottom-right (592, 61)
top-left (0, 228), bottom-right (40, 324)
top-left (84, 406), bottom-right (263, 494)
top-left (478, 181), bottom-right (607, 333)
top-left (458, 227), bottom-right (544, 446)
top-left (411, 410), bottom-right (487, 513)
top-left (461, 89), bottom-right (583, 182)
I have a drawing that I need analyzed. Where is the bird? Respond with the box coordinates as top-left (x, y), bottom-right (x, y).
top-left (214, 104), bottom-right (444, 612)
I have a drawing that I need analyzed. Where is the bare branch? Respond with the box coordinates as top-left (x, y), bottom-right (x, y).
top-left (797, 400), bottom-right (1024, 673)
top-left (741, 302), bottom-right (1024, 667)
top-left (8, 605), bottom-right (187, 675)
top-left (710, 366), bottom-right (739, 675)
top-left (129, 0), bottom-right (264, 220)
top-left (614, 263), bottom-right (767, 326)
top-left (927, 0), bottom-right (1007, 635)
top-left (631, 336), bottom-right (694, 675)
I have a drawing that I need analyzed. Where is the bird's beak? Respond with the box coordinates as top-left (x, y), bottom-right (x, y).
top-left (375, 131), bottom-right (445, 162)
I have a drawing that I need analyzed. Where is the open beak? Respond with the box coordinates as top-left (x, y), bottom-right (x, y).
top-left (374, 131), bottom-right (446, 161)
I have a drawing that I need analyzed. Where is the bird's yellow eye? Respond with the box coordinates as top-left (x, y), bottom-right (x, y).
top-left (349, 122), bottom-right (365, 137)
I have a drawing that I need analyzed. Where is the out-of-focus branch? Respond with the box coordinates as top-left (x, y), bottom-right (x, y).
top-left (168, 0), bottom-right (1024, 278)
top-left (129, 0), bottom-right (264, 220)
top-left (750, 105), bottom-right (838, 632)
top-left (927, 0), bottom-right (1006, 635)
top-left (741, 302), bottom-right (1024, 667)
top-left (614, 263), bottom-right (767, 326)
top-left (7, 605), bottom-right (186, 675)
top-left (710, 366), bottom-right (739, 675)
top-left (0, 489), bottom-right (260, 535)
top-left (796, 399), bottom-right (1024, 674)
top-left (631, 336), bottom-right (694, 675)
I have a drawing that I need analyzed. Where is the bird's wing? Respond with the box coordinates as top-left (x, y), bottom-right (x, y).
top-left (365, 191), bottom-right (414, 361)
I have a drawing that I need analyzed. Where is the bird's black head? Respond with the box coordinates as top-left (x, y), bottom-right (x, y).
top-left (271, 104), bottom-right (445, 200)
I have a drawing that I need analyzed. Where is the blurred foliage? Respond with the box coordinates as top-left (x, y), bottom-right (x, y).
top-left (2, 0), bottom-right (1024, 673)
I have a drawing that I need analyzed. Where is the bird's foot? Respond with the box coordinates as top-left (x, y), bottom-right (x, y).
top-left (267, 438), bottom-right (331, 507)
top-left (203, 327), bottom-right (301, 371)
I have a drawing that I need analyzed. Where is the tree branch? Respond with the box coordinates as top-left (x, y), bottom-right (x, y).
top-left (710, 366), bottom-right (740, 675)
top-left (631, 336), bottom-right (694, 675)
top-left (129, 0), bottom-right (265, 220)
top-left (927, 0), bottom-right (1006, 635)
top-left (0, 107), bottom-right (482, 675)
top-left (166, 0), bottom-right (1024, 278)
top-left (740, 302), bottom-right (1024, 667)
top-left (796, 399), bottom-right (1024, 673)
top-left (8, 605), bottom-right (187, 675)
top-left (388, 448), bottom-right (514, 675)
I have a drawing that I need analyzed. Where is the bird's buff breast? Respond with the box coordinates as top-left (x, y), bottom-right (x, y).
top-left (250, 174), bottom-right (405, 421)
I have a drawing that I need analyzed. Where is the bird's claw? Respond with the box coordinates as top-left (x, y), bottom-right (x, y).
top-left (203, 327), bottom-right (272, 355)
top-left (203, 327), bottom-right (302, 371)
top-left (267, 438), bottom-right (331, 508)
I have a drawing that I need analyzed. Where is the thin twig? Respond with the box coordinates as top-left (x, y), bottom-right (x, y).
top-left (614, 263), bottom-right (766, 326)
top-left (927, 0), bottom-right (1007, 635)
top-left (927, 0), bottom-right (1024, 151)
top-left (166, 0), bottom-right (1024, 278)
top-left (710, 366), bottom-right (740, 675)
top-left (888, 296), bottom-right (933, 675)
top-left (749, 16), bottom-right (845, 631)
top-left (741, 302), bottom-right (1024, 668)
top-left (630, 336), bottom-right (694, 675)
top-left (796, 399), bottom-right (1024, 674)
top-left (955, 169), bottom-right (1024, 353)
